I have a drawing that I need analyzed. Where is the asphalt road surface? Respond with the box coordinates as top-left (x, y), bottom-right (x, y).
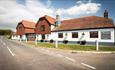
top-left (0, 36), bottom-right (115, 70)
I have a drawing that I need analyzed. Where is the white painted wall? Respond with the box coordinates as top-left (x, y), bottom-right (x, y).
top-left (17, 28), bottom-right (114, 43)
top-left (36, 34), bottom-right (42, 40)
top-left (51, 25), bottom-right (55, 30)
top-left (11, 35), bottom-right (17, 40)
top-left (21, 35), bottom-right (27, 40)
top-left (48, 28), bottom-right (115, 43)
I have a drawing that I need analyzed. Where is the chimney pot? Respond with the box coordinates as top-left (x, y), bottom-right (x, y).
top-left (104, 10), bottom-right (108, 18)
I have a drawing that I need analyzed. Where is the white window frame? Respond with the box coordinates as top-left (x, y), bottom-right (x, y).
top-left (101, 31), bottom-right (111, 40)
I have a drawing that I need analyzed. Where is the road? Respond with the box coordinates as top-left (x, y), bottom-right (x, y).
top-left (0, 36), bottom-right (115, 70)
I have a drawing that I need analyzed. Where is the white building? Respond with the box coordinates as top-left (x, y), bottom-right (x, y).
top-left (15, 10), bottom-right (115, 46)
top-left (35, 10), bottom-right (115, 46)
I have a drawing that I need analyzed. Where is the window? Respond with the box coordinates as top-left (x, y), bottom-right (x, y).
top-left (41, 25), bottom-right (45, 31)
top-left (101, 31), bottom-right (111, 39)
top-left (72, 32), bottom-right (78, 38)
top-left (42, 34), bottom-right (45, 39)
top-left (58, 33), bottom-right (63, 38)
top-left (90, 31), bottom-right (98, 38)
top-left (26, 33), bottom-right (36, 38)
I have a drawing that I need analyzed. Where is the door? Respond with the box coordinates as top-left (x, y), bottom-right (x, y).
top-left (42, 34), bottom-right (45, 40)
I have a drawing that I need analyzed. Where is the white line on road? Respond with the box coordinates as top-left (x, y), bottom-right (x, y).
top-left (7, 46), bottom-right (15, 56)
top-left (81, 63), bottom-right (96, 70)
top-left (65, 57), bottom-right (76, 62)
top-left (0, 40), bottom-right (6, 46)
top-left (3, 42), bottom-right (6, 46)
top-left (41, 48), bottom-right (45, 50)
top-left (57, 54), bottom-right (64, 57)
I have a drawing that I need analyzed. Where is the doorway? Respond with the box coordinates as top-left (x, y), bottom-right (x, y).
top-left (42, 34), bottom-right (45, 40)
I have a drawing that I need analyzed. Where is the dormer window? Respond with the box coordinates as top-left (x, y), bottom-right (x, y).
top-left (41, 25), bottom-right (45, 31)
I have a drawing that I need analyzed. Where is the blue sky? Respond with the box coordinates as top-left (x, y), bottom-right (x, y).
top-left (0, 0), bottom-right (115, 31)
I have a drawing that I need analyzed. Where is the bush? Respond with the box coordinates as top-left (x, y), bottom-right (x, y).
top-left (80, 40), bottom-right (86, 45)
top-left (63, 40), bottom-right (68, 44)
top-left (77, 40), bottom-right (86, 45)
top-left (77, 41), bottom-right (80, 44)
top-left (50, 39), bottom-right (54, 43)
top-left (40, 39), bottom-right (44, 42)
top-left (44, 40), bottom-right (47, 42)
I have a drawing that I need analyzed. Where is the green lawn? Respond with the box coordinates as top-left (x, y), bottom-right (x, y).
top-left (27, 41), bottom-right (115, 51)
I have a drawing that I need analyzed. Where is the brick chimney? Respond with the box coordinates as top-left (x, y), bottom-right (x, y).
top-left (104, 10), bottom-right (108, 18)
top-left (55, 14), bottom-right (61, 26)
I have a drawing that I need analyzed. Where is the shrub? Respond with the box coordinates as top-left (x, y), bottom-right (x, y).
top-left (44, 40), bottom-right (47, 42)
top-left (77, 41), bottom-right (80, 44)
top-left (63, 40), bottom-right (68, 44)
top-left (50, 39), bottom-right (54, 43)
top-left (40, 39), bottom-right (44, 42)
top-left (80, 40), bottom-right (86, 45)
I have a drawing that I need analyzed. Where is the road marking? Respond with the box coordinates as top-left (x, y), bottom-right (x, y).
top-left (41, 48), bottom-right (45, 50)
top-left (7, 46), bottom-right (15, 56)
top-left (57, 54), bottom-right (64, 57)
top-left (3, 42), bottom-right (6, 46)
top-left (0, 40), bottom-right (6, 46)
top-left (65, 57), bottom-right (76, 62)
top-left (1, 40), bottom-right (15, 56)
top-left (81, 63), bottom-right (96, 70)
top-left (0, 40), bottom-right (2, 43)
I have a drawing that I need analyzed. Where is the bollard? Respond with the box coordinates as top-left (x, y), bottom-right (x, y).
top-left (96, 40), bottom-right (99, 51)
top-left (25, 38), bottom-right (27, 43)
top-left (55, 40), bottom-right (58, 48)
top-left (35, 39), bottom-right (37, 45)
top-left (20, 39), bottom-right (21, 42)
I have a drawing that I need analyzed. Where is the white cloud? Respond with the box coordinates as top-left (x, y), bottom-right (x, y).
top-left (25, 0), bottom-right (54, 16)
top-left (0, 0), bottom-right (54, 31)
top-left (56, 0), bottom-right (101, 15)
top-left (0, 0), bottom-right (101, 31)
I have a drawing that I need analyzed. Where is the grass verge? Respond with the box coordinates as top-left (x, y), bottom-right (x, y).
top-left (26, 41), bottom-right (115, 51)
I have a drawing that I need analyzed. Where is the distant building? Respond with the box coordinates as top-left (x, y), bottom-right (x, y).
top-left (11, 32), bottom-right (17, 40)
top-left (16, 20), bottom-right (36, 41)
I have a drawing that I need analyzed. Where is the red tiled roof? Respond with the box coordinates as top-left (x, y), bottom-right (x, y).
top-left (40, 15), bottom-right (56, 25)
top-left (17, 20), bottom-right (35, 34)
top-left (20, 20), bottom-right (35, 28)
top-left (25, 28), bottom-right (35, 33)
top-left (53, 16), bottom-right (115, 31)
